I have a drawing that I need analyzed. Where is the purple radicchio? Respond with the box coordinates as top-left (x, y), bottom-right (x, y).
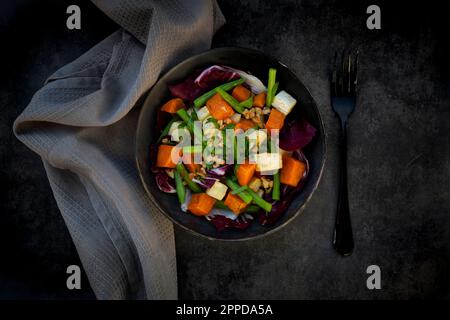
top-left (198, 65), bottom-right (267, 94)
top-left (279, 118), bottom-right (317, 151)
top-left (194, 65), bottom-right (240, 89)
top-left (210, 215), bottom-right (252, 231)
top-left (168, 65), bottom-right (267, 101)
top-left (168, 70), bottom-right (204, 101)
top-left (153, 168), bottom-right (176, 194)
top-left (191, 176), bottom-right (218, 190)
top-left (206, 164), bottom-right (234, 178)
top-left (168, 65), bottom-right (239, 101)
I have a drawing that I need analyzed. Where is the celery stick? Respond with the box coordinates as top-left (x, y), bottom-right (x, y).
top-left (194, 78), bottom-right (245, 108)
top-left (272, 170), bottom-right (281, 201)
top-left (266, 68), bottom-right (277, 107)
top-left (224, 177), bottom-right (252, 204)
top-left (245, 205), bottom-right (260, 214)
top-left (214, 200), bottom-right (229, 210)
top-left (216, 88), bottom-right (245, 113)
top-left (231, 185), bottom-right (248, 195)
top-left (247, 189), bottom-right (272, 212)
top-left (239, 95), bottom-right (253, 109)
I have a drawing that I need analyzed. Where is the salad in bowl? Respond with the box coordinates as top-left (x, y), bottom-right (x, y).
top-left (151, 64), bottom-right (317, 231)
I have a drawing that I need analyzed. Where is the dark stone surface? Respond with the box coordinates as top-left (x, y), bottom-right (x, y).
top-left (1, 0), bottom-right (449, 299)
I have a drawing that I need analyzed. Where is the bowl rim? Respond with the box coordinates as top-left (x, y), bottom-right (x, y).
top-left (135, 46), bottom-right (327, 241)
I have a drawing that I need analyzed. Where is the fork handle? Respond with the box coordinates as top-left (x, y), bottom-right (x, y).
top-left (333, 120), bottom-right (354, 256)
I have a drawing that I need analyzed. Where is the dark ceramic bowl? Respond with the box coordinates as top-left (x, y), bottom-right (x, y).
top-left (136, 47), bottom-right (326, 241)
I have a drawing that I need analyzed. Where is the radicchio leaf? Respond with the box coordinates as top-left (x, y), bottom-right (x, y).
top-left (168, 65), bottom-right (239, 102)
top-left (207, 208), bottom-right (238, 221)
top-left (210, 215), bottom-right (252, 231)
top-left (168, 70), bottom-right (204, 101)
top-left (194, 65), bottom-right (240, 89)
top-left (154, 169), bottom-right (176, 193)
top-left (279, 118), bottom-right (317, 151)
top-left (206, 164), bottom-right (234, 178)
top-left (199, 65), bottom-right (267, 94)
top-left (192, 176), bottom-right (218, 190)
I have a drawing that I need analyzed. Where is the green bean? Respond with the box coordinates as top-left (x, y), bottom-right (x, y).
top-left (174, 168), bottom-right (185, 204)
top-left (176, 109), bottom-right (202, 141)
top-left (176, 163), bottom-right (203, 193)
top-left (157, 116), bottom-right (178, 143)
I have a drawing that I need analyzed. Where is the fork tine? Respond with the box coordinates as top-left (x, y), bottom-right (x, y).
top-left (349, 50), bottom-right (358, 94)
top-left (331, 51), bottom-right (337, 96)
top-left (347, 53), bottom-right (352, 95)
top-left (338, 50), bottom-right (345, 96)
top-left (331, 49), bottom-right (359, 97)
top-left (353, 50), bottom-right (359, 93)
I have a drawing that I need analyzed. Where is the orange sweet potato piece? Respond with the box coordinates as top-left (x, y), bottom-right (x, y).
top-left (161, 98), bottom-right (186, 113)
top-left (188, 193), bottom-right (216, 216)
top-left (231, 85), bottom-right (251, 102)
top-left (224, 192), bottom-right (248, 215)
top-left (234, 119), bottom-right (256, 132)
top-left (236, 163), bottom-right (256, 186)
top-left (206, 93), bottom-right (235, 120)
top-left (280, 155), bottom-right (306, 187)
top-left (253, 92), bottom-right (266, 108)
top-left (265, 108), bottom-right (286, 131)
top-left (156, 145), bottom-right (180, 168)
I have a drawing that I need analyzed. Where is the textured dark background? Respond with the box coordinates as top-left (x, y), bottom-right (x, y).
top-left (1, 0), bottom-right (449, 299)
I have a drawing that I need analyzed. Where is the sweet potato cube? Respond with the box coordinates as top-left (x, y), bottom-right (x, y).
top-left (253, 92), bottom-right (266, 108)
top-left (224, 192), bottom-right (248, 215)
top-left (156, 145), bottom-right (180, 168)
top-left (265, 108), bottom-right (286, 131)
top-left (280, 155), bottom-right (306, 187)
top-left (161, 98), bottom-right (186, 113)
top-left (234, 119), bottom-right (256, 132)
top-left (236, 163), bottom-right (256, 186)
top-left (231, 85), bottom-right (251, 102)
top-left (188, 193), bottom-right (216, 216)
top-left (206, 93), bottom-right (235, 120)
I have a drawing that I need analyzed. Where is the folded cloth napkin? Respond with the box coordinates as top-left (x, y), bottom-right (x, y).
top-left (13, 0), bottom-right (225, 299)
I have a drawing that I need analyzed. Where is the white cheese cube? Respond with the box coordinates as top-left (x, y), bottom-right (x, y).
top-left (206, 181), bottom-right (228, 200)
top-left (196, 106), bottom-right (210, 121)
top-left (272, 90), bottom-right (297, 115)
top-left (255, 152), bottom-right (282, 175)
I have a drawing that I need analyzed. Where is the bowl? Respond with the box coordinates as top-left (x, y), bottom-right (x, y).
top-left (136, 47), bottom-right (326, 240)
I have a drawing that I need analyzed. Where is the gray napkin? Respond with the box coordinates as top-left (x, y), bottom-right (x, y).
top-left (13, 0), bottom-right (225, 300)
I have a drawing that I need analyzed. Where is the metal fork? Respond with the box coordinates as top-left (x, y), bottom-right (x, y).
top-left (330, 50), bottom-right (358, 256)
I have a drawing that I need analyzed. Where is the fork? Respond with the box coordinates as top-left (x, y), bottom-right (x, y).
top-left (330, 50), bottom-right (358, 256)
